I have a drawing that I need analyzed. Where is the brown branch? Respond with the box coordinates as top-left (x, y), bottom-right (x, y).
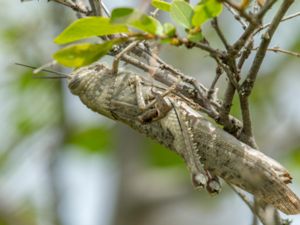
top-left (236, 2), bottom-right (295, 222)
top-left (258, 46), bottom-right (300, 57)
top-left (238, 0), bottom-right (294, 144)
top-left (238, 39), bottom-right (254, 69)
top-left (89, 0), bottom-right (102, 16)
top-left (238, 95), bottom-right (257, 147)
top-left (232, 0), bottom-right (277, 54)
top-left (211, 18), bottom-right (230, 50)
top-left (256, 0), bottom-right (278, 20)
top-left (183, 39), bottom-right (224, 59)
top-left (207, 66), bottom-right (223, 100)
top-left (50, 0), bottom-right (89, 15)
top-left (224, 3), bottom-right (247, 29)
top-left (213, 49), bottom-right (240, 133)
top-left (255, 11), bottom-right (300, 35)
top-left (220, 83), bottom-right (236, 131)
top-left (240, 0), bottom-right (295, 98)
top-left (221, 0), bottom-right (258, 25)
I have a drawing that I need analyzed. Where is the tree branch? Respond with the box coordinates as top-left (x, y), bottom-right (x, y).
top-left (89, 0), bottom-right (102, 16)
top-left (240, 0), bottom-right (295, 98)
top-left (50, 0), bottom-right (89, 15)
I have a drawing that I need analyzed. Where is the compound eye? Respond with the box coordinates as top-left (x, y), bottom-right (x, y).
top-left (68, 75), bottom-right (82, 95)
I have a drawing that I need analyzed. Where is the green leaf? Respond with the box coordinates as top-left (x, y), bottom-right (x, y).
top-left (111, 8), bottom-right (163, 35)
top-left (160, 38), bottom-right (173, 44)
top-left (66, 126), bottom-right (113, 154)
top-left (292, 148), bottom-right (300, 163)
top-left (163, 23), bottom-right (176, 37)
top-left (192, 0), bottom-right (223, 27)
top-left (146, 139), bottom-right (184, 168)
top-left (111, 8), bottom-right (135, 23)
top-left (170, 0), bottom-right (194, 29)
top-left (151, 0), bottom-right (171, 12)
top-left (54, 17), bottom-right (129, 44)
top-left (131, 15), bottom-right (163, 35)
top-left (187, 32), bottom-right (203, 42)
top-left (53, 40), bottom-right (117, 67)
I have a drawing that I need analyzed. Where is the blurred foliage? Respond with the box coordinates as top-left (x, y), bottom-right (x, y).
top-left (146, 139), bottom-right (185, 168)
top-left (0, 3), bottom-right (69, 225)
top-left (66, 126), bottom-right (113, 154)
top-left (230, 72), bottom-right (277, 120)
top-left (289, 147), bottom-right (300, 166)
top-left (10, 70), bottom-right (61, 136)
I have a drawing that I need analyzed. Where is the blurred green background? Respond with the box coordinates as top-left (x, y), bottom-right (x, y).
top-left (0, 1), bottom-right (300, 225)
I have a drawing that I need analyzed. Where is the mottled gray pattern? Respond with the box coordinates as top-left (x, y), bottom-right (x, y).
top-left (68, 63), bottom-right (300, 215)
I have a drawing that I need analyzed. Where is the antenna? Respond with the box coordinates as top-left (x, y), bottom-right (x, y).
top-left (15, 63), bottom-right (71, 79)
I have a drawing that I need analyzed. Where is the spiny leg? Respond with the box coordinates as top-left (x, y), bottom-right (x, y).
top-left (171, 101), bottom-right (209, 189)
top-left (112, 41), bottom-right (139, 75)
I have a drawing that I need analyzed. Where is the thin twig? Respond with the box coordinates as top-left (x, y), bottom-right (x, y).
top-left (230, 184), bottom-right (255, 213)
top-left (235, 1), bottom-right (296, 223)
top-left (238, 0), bottom-right (294, 139)
top-left (207, 66), bottom-right (223, 100)
top-left (50, 0), bottom-right (89, 14)
top-left (150, 8), bottom-right (160, 18)
top-left (255, 11), bottom-right (300, 35)
top-left (224, 3), bottom-right (247, 29)
top-left (255, 46), bottom-right (300, 57)
top-left (230, 185), bottom-right (270, 225)
top-left (239, 0), bottom-right (294, 143)
top-left (220, 82), bottom-right (236, 131)
top-left (256, 0), bottom-right (278, 20)
top-left (184, 39), bottom-right (224, 59)
top-left (89, 0), bottom-right (102, 16)
top-left (240, 0), bottom-right (295, 97)
top-left (238, 39), bottom-right (254, 69)
top-left (221, 0), bottom-right (258, 25)
top-left (214, 50), bottom-right (240, 132)
top-left (211, 18), bottom-right (230, 50)
top-left (232, 0), bottom-right (277, 54)
top-left (252, 199), bottom-right (259, 225)
top-left (238, 95), bottom-right (257, 147)
top-left (100, 0), bottom-right (110, 16)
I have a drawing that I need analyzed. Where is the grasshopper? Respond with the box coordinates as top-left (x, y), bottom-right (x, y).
top-left (67, 62), bottom-right (300, 215)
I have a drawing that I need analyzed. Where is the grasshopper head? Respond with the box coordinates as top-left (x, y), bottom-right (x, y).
top-left (68, 63), bottom-right (116, 119)
top-left (68, 63), bottom-right (111, 95)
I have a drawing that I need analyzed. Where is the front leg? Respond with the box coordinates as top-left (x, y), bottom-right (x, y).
top-left (130, 75), bottom-right (172, 123)
top-left (171, 101), bottom-right (209, 189)
top-left (138, 92), bottom-right (172, 123)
